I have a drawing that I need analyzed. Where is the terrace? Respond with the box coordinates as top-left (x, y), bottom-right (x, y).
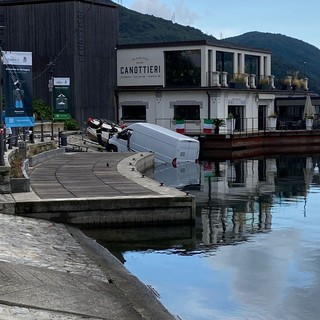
top-left (206, 72), bottom-right (309, 92)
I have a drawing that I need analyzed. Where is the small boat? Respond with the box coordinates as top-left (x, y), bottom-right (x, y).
top-left (86, 118), bottom-right (123, 145)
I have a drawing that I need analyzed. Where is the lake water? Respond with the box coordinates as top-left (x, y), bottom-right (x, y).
top-left (82, 154), bottom-right (320, 320)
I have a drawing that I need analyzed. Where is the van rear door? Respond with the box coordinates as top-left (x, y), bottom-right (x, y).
top-left (177, 140), bottom-right (199, 162)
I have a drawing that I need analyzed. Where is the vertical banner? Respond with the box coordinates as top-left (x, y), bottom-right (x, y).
top-left (53, 77), bottom-right (71, 120)
top-left (3, 51), bottom-right (33, 128)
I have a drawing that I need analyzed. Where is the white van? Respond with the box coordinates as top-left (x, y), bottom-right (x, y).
top-left (107, 123), bottom-right (199, 165)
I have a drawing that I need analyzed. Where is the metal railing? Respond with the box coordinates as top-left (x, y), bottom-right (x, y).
top-left (155, 117), bottom-right (316, 137)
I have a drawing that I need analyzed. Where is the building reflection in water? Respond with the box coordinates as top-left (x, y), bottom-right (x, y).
top-left (82, 154), bottom-right (320, 257)
top-left (196, 154), bottom-right (320, 247)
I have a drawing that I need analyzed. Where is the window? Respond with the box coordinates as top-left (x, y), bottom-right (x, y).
top-left (216, 51), bottom-right (233, 80)
top-left (117, 129), bottom-right (132, 141)
top-left (121, 105), bottom-right (146, 121)
top-left (174, 105), bottom-right (200, 121)
top-left (245, 55), bottom-right (260, 77)
top-left (165, 50), bottom-right (201, 87)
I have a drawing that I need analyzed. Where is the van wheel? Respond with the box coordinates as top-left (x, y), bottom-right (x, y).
top-left (107, 145), bottom-right (117, 152)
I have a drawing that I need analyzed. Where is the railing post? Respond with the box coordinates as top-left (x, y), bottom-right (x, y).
top-left (3, 127), bottom-right (6, 152)
top-left (8, 133), bottom-right (12, 149)
top-left (41, 120), bottom-right (44, 142)
top-left (51, 120), bottom-right (54, 140)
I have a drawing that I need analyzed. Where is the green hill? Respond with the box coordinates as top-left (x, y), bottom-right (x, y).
top-left (118, 5), bottom-right (218, 44)
top-left (225, 32), bottom-right (320, 93)
top-left (118, 5), bottom-right (320, 94)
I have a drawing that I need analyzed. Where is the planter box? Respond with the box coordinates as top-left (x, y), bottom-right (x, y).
top-left (267, 117), bottom-right (277, 130)
top-left (226, 118), bottom-right (235, 133)
top-left (306, 119), bottom-right (313, 130)
top-left (229, 82), bottom-right (247, 89)
top-left (282, 84), bottom-right (292, 90)
top-left (258, 84), bottom-right (272, 90)
top-left (11, 177), bottom-right (30, 193)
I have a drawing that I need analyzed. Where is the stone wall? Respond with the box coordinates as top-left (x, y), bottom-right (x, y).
top-left (2, 142), bottom-right (64, 194)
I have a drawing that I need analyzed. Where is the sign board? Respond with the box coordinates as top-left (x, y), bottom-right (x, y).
top-left (117, 49), bottom-right (164, 86)
top-left (3, 51), bottom-right (34, 128)
top-left (53, 77), bottom-right (71, 120)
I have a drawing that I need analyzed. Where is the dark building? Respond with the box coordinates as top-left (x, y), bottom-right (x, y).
top-left (0, 0), bottom-right (118, 125)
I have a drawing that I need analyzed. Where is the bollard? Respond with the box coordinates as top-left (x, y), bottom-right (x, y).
top-left (60, 132), bottom-right (67, 146)
top-left (29, 127), bottom-right (35, 143)
top-left (8, 135), bottom-right (12, 149)
top-left (13, 128), bottom-right (18, 147)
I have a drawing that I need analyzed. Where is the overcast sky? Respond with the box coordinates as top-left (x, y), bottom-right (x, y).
top-left (120, 0), bottom-right (320, 49)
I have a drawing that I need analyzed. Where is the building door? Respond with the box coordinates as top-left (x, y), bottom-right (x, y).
top-left (228, 106), bottom-right (244, 131)
top-left (258, 105), bottom-right (267, 130)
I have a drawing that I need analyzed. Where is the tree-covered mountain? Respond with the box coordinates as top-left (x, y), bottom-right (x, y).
top-left (118, 5), bottom-right (320, 94)
top-left (118, 5), bottom-right (218, 44)
top-left (225, 32), bottom-right (320, 93)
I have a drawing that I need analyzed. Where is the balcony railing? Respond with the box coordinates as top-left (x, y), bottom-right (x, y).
top-left (206, 72), bottom-right (309, 91)
top-left (155, 116), bottom-right (320, 136)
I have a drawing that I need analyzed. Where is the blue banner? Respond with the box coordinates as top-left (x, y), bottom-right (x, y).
top-left (3, 51), bottom-right (34, 128)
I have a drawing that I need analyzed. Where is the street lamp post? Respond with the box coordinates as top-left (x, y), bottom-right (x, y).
top-left (0, 48), bottom-right (5, 166)
top-left (48, 62), bottom-right (54, 140)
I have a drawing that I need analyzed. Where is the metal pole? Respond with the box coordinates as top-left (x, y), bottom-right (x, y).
top-left (0, 49), bottom-right (4, 166)
top-left (48, 62), bottom-right (54, 140)
top-left (41, 120), bottom-right (44, 142)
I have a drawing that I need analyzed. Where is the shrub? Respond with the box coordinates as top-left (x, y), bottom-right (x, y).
top-left (10, 154), bottom-right (24, 178)
top-left (63, 118), bottom-right (79, 130)
top-left (212, 118), bottom-right (225, 127)
top-left (33, 99), bottom-right (51, 120)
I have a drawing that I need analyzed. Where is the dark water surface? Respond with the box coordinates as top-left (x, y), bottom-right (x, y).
top-left (82, 154), bottom-right (320, 320)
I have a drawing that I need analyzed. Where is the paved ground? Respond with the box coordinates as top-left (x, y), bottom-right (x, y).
top-left (0, 213), bottom-right (175, 319)
top-left (28, 152), bottom-right (158, 199)
top-left (0, 135), bottom-right (176, 319)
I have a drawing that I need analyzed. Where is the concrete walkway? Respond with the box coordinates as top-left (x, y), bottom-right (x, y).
top-left (0, 146), bottom-right (180, 319)
top-left (10, 151), bottom-right (194, 225)
top-left (28, 152), bottom-right (158, 199)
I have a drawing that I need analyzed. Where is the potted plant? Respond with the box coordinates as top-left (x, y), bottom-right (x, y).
top-left (291, 78), bottom-right (301, 90)
top-left (229, 73), bottom-right (247, 89)
top-left (226, 113), bottom-right (235, 133)
top-left (212, 118), bottom-right (225, 134)
top-left (267, 113), bottom-right (277, 130)
top-left (259, 77), bottom-right (271, 90)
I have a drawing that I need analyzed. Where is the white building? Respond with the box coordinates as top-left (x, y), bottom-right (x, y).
top-left (116, 40), bottom-right (309, 134)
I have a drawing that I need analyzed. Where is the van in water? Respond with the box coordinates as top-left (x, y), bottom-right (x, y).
top-left (107, 122), bottom-right (199, 165)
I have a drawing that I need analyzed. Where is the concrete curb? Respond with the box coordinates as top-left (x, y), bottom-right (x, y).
top-left (67, 225), bottom-right (176, 320)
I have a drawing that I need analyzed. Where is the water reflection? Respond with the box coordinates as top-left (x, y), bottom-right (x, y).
top-left (195, 155), bottom-right (320, 247)
top-left (81, 154), bottom-right (320, 320)
top-left (83, 154), bottom-right (320, 253)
